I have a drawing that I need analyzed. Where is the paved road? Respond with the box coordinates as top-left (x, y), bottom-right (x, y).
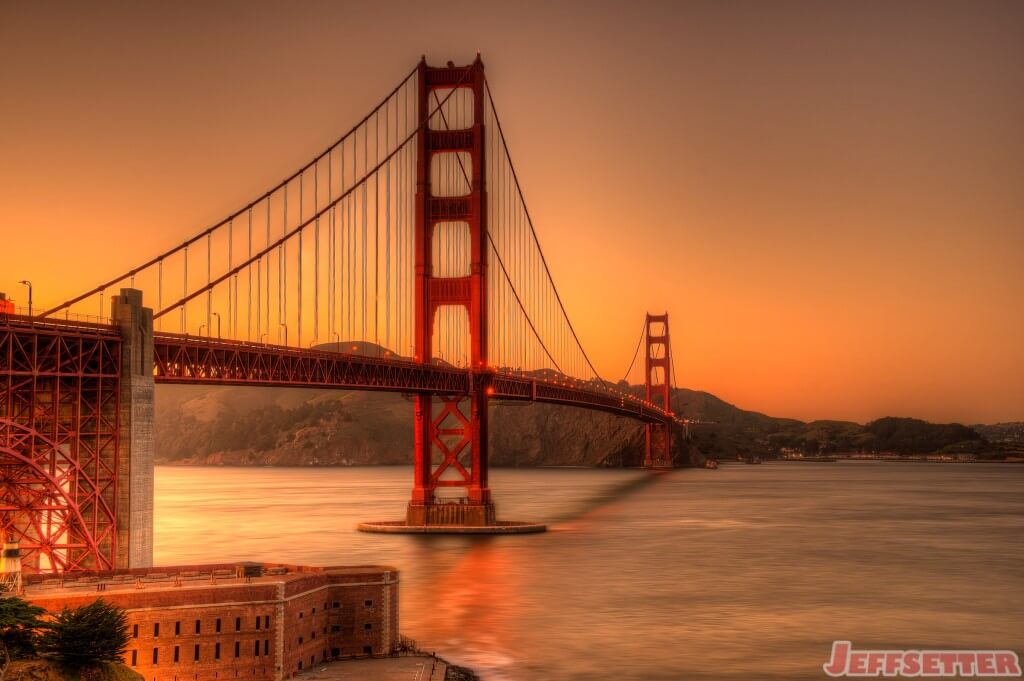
top-left (300, 656), bottom-right (448, 681)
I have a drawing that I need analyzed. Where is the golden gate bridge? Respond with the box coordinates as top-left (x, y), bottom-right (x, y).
top-left (1, 56), bottom-right (677, 573)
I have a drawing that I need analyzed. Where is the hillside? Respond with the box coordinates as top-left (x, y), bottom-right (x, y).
top-left (153, 376), bottom-right (1004, 467)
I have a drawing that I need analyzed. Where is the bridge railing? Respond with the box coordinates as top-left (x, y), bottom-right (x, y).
top-left (0, 310), bottom-right (116, 336)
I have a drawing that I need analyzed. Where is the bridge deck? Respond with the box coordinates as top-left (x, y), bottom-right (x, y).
top-left (1, 318), bottom-right (671, 424)
top-left (153, 333), bottom-right (672, 424)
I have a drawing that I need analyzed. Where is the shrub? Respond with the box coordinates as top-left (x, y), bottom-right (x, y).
top-left (0, 596), bottom-right (46, 658)
top-left (38, 599), bottom-right (128, 666)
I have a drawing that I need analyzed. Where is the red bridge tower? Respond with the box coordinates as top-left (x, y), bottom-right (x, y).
top-left (408, 56), bottom-right (494, 526)
top-left (644, 313), bottom-right (674, 468)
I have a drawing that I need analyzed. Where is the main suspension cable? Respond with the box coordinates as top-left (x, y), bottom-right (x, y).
top-left (42, 64), bottom-right (420, 318)
top-left (483, 78), bottom-right (603, 382)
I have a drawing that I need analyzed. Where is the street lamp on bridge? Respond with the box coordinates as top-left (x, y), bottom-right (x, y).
top-left (17, 280), bottom-right (31, 316)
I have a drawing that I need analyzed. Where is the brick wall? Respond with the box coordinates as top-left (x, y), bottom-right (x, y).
top-left (25, 564), bottom-right (399, 681)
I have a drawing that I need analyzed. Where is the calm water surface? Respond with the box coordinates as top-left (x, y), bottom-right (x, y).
top-left (154, 463), bottom-right (1024, 680)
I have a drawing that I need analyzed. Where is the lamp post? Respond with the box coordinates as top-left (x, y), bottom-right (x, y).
top-left (17, 280), bottom-right (32, 316)
top-left (211, 312), bottom-right (222, 339)
top-left (279, 323), bottom-right (288, 346)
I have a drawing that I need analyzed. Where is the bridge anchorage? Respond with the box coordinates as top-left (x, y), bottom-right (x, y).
top-left (2, 55), bottom-right (679, 563)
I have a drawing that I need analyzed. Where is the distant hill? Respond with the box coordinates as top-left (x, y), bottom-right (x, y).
top-left (973, 422), bottom-right (1024, 443)
top-left (153, 368), bottom-right (1009, 467)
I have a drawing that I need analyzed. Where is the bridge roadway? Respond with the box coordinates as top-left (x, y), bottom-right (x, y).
top-left (2, 315), bottom-right (672, 425)
top-left (155, 333), bottom-right (672, 423)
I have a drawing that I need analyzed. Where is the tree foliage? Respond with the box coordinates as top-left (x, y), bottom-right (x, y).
top-left (38, 599), bottom-right (128, 666)
top-left (866, 417), bottom-right (982, 454)
top-left (0, 596), bottom-right (46, 658)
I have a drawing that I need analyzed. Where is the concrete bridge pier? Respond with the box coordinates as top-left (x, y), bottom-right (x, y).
top-left (111, 288), bottom-right (154, 569)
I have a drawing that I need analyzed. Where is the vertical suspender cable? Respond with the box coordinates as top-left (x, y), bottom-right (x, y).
top-left (247, 208), bottom-right (252, 340)
top-left (206, 233), bottom-right (212, 336)
top-left (298, 173), bottom-right (303, 347)
top-left (314, 161), bottom-right (320, 345)
top-left (157, 259), bottom-right (163, 332)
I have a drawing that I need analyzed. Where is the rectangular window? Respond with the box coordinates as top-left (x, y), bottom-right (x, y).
top-left (364, 623), bottom-right (372, 631)
top-left (254, 640), bottom-right (260, 657)
top-left (194, 620), bottom-right (201, 634)
top-left (363, 646), bottom-right (372, 655)
top-left (175, 621), bottom-right (180, 636)
top-left (235, 617), bottom-right (241, 632)
top-left (193, 645), bottom-right (200, 662)
top-left (215, 618), bottom-right (221, 633)
top-left (132, 624), bottom-right (138, 638)
top-left (331, 625), bottom-right (340, 632)
top-left (234, 641), bottom-right (240, 658)
top-left (152, 648), bottom-right (158, 665)
top-left (364, 600), bottom-right (373, 607)
top-left (130, 650), bottom-right (137, 666)
top-left (173, 646), bottom-right (180, 663)
top-left (264, 640), bottom-right (269, 656)
top-left (264, 615), bottom-right (270, 629)
top-left (256, 616), bottom-right (261, 631)
top-left (214, 643), bottom-right (220, 660)
top-left (312, 607), bottom-right (316, 614)
top-left (154, 622), bottom-right (159, 637)
top-left (332, 601), bottom-right (339, 608)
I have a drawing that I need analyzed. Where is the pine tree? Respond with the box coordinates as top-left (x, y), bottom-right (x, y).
top-left (0, 597), bottom-right (47, 680)
top-left (38, 599), bottom-right (129, 666)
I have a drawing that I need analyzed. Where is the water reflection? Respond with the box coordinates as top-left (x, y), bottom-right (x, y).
top-left (155, 463), bottom-right (1024, 680)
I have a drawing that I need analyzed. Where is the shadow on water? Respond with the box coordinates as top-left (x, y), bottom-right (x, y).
top-left (544, 469), bottom-right (673, 526)
top-left (400, 469), bottom-right (674, 550)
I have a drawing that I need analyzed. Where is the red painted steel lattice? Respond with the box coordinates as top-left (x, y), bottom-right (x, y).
top-left (0, 317), bottom-right (120, 572)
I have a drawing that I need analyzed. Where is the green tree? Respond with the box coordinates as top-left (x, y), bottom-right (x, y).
top-left (0, 596), bottom-right (47, 679)
top-left (38, 599), bottom-right (128, 666)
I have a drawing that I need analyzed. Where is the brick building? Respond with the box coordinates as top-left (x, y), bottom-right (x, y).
top-left (22, 562), bottom-right (399, 681)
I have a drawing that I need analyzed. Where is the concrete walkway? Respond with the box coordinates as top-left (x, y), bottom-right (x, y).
top-left (300, 656), bottom-right (448, 681)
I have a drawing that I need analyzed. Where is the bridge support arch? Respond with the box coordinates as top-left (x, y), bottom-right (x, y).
top-left (0, 289), bottom-right (154, 572)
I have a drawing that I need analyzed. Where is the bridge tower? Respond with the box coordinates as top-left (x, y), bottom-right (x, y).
top-left (644, 313), bottom-right (673, 468)
top-left (408, 56), bottom-right (494, 526)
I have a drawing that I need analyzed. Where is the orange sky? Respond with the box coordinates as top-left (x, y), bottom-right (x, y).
top-left (1, 1), bottom-right (1021, 424)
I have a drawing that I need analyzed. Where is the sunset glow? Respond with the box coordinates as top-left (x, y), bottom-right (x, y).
top-left (1, 1), bottom-right (1021, 423)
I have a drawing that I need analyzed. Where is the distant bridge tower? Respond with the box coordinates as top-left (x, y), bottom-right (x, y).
top-left (408, 56), bottom-right (494, 526)
top-left (644, 313), bottom-right (673, 468)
